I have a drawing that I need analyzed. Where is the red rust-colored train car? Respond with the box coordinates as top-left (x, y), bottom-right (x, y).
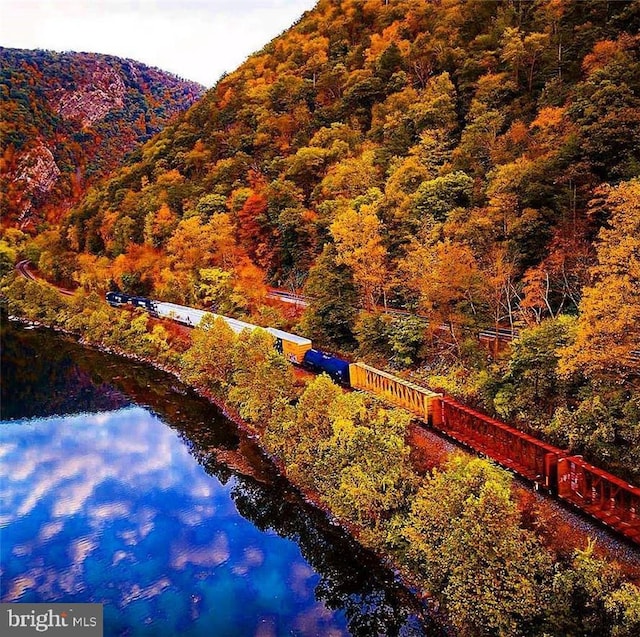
top-left (105, 292), bottom-right (640, 546)
top-left (430, 396), bottom-right (640, 545)
top-left (557, 456), bottom-right (640, 545)
top-left (433, 396), bottom-right (564, 490)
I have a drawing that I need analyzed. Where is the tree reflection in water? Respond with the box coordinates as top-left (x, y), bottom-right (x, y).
top-left (2, 322), bottom-right (443, 636)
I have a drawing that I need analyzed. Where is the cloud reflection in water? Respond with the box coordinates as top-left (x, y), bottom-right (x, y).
top-left (1, 406), bottom-right (347, 636)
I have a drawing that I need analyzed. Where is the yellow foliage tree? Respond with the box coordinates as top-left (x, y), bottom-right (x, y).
top-left (73, 253), bottom-right (112, 291)
top-left (166, 213), bottom-right (239, 274)
top-left (559, 179), bottom-right (640, 380)
top-left (330, 202), bottom-right (387, 310)
top-left (143, 202), bottom-right (178, 248)
top-left (316, 149), bottom-right (379, 201)
top-left (400, 239), bottom-right (484, 352)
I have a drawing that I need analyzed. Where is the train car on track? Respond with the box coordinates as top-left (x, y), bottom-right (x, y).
top-left (302, 349), bottom-right (351, 385)
top-left (434, 396), bottom-right (564, 491)
top-left (558, 456), bottom-right (640, 544)
top-left (153, 300), bottom-right (208, 326)
top-left (265, 327), bottom-right (311, 364)
top-left (349, 362), bottom-right (441, 424)
top-left (149, 300), bottom-right (312, 364)
top-left (106, 291), bottom-right (153, 311)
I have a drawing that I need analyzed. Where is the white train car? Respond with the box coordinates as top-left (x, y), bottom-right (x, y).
top-left (152, 301), bottom-right (209, 327)
top-left (151, 300), bottom-right (311, 363)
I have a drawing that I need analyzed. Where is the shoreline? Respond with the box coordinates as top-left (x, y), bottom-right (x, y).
top-left (8, 314), bottom-right (640, 579)
top-left (5, 314), bottom-right (438, 616)
top-left (7, 296), bottom-right (640, 636)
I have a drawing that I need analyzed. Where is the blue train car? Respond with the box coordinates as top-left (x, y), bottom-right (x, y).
top-left (302, 349), bottom-right (351, 385)
top-left (106, 291), bottom-right (131, 306)
top-left (131, 296), bottom-right (154, 311)
top-left (105, 292), bottom-right (153, 311)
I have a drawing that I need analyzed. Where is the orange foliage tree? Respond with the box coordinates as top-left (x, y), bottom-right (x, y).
top-left (559, 179), bottom-right (640, 381)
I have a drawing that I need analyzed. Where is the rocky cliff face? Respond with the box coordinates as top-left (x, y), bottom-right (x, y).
top-left (14, 142), bottom-right (61, 221)
top-left (0, 47), bottom-right (204, 227)
top-left (54, 59), bottom-right (127, 126)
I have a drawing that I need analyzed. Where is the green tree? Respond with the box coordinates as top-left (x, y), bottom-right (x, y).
top-left (194, 193), bottom-right (227, 219)
top-left (265, 373), bottom-right (345, 486)
top-left (387, 315), bottom-right (426, 369)
top-left (229, 328), bottom-right (296, 426)
top-left (354, 311), bottom-right (393, 363)
top-left (285, 146), bottom-right (330, 196)
top-left (549, 542), bottom-right (640, 637)
top-left (403, 456), bottom-right (552, 637)
top-left (411, 171), bottom-right (473, 223)
top-left (606, 584), bottom-right (640, 637)
top-left (180, 315), bottom-right (237, 391)
top-left (494, 315), bottom-right (577, 431)
top-left (549, 392), bottom-right (639, 482)
top-left (300, 244), bottom-right (358, 349)
top-left (0, 241), bottom-right (17, 280)
top-left (328, 406), bottom-right (413, 531)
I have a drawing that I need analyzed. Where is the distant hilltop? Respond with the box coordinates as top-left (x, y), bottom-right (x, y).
top-left (0, 47), bottom-right (205, 227)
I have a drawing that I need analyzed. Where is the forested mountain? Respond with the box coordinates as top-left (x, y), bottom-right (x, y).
top-left (0, 47), bottom-right (204, 227)
top-left (64, 0), bottom-right (639, 313)
top-left (10, 0), bottom-right (640, 479)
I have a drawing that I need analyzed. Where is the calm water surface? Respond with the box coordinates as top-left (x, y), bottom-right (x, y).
top-left (1, 323), bottom-right (435, 636)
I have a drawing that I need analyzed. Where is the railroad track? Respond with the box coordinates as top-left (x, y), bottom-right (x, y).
top-left (107, 292), bottom-right (640, 548)
top-left (16, 259), bottom-right (37, 282)
top-left (266, 288), bottom-right (309, 307)
top-left (478, 327), bottom-right (520, 341)
top-left (268, 288), bottom-right (520, 344)
top-left (15, 260), bottom-right (75, 296)
top-left (16, 265), bottom-right (640, 546)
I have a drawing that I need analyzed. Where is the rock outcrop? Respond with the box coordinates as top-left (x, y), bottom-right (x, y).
top-left (55, 59), bottom-right (126, 127)
top-left (14, 142), bottom-right (61, 221)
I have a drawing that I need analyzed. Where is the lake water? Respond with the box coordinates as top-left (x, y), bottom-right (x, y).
top-left (1, 323), bottom-right (436, 636)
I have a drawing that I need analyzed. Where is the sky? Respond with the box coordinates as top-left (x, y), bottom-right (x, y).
top-left (0, 0), bottom-right (318, 87)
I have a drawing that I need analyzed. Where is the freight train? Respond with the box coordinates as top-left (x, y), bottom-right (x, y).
top-left (106, 291), bottom-right (640, 545)
top-left (106, 291), bottom-right (346, 382)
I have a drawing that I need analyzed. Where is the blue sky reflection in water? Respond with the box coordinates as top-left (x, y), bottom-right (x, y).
top-left (0, 406), bottom-right (348, 636)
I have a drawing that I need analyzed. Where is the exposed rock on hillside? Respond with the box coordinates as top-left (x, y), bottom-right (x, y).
top-left (14, 142), bottom-right (61, 220)
top-left (54, 59), bottom-right (126, 126)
